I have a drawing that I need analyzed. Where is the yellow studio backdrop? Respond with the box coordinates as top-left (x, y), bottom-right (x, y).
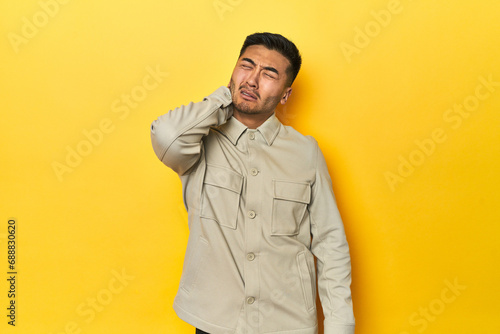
top-left (0, 0), bottom-right (499, 333)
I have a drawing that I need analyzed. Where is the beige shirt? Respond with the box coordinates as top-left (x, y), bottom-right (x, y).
top-left (150, 86), bottom-right (355, 334)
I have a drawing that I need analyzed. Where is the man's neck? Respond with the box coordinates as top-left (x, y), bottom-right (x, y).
top-left (232, 110), bottom-right (274, 129)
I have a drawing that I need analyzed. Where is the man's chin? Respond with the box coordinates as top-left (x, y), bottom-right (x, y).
top-left (233, 103), bottom-right (259, 115)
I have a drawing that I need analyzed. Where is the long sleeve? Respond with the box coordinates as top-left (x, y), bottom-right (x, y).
top-left (309, 143), bottom-right (355, 334)
top-left (150, 86), bottom-right (233, 175)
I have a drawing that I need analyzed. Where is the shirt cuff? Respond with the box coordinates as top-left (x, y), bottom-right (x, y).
top-left (205, 86), bottom-right (233, 121)
top-left (209, 86), bottom-right (232, 106)
top-left (324, 321), bottom-right (355, 334)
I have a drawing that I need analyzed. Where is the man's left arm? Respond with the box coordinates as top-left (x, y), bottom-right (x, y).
top-left (308, 141), bottom-right (355, 334)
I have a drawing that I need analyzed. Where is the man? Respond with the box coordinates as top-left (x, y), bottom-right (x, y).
top-left (150, 32), bottom-right (355, 334)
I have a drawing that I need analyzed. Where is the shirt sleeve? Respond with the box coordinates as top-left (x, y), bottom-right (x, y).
top-left (308, 141), bottom-right (355, 334)
top-left (150, 86), bottom-right (233, 175)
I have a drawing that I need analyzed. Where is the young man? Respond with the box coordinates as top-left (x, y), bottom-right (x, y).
top-left (151, 32), bottom-right (355, 334)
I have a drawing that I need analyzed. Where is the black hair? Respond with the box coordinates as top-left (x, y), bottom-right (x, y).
top-left (239, 32), bottom-right (302, 86)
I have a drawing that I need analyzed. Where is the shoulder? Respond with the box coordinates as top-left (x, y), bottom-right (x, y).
top-left (280, 123), bottom-right (319, 148)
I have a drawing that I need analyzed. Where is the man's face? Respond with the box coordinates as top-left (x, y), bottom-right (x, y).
top-left (229, 45), bottom-right (292, 117)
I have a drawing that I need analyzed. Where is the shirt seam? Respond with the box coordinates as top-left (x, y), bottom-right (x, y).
top-left (262, 323), bottom-right (318, 333)
top-left (173, 300), bottom-right (234, 331)
top-left (310, 141), bottom-right (336, 313)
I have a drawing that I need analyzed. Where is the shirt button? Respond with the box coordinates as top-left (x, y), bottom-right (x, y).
top-left (246, 296), bottom-right (255, 305)
top-left (250, 168), bottom-right (259, 176)
top-left (248, 211), bottom-right (256, 219)
top-left (249, 132), bottom-right (255, 140)
top-left (246, 253), bottom-right (255, 261)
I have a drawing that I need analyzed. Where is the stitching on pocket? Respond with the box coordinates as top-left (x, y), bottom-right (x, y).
top-left (273, 180), bottom-right (311, 203)
top-left (297, 251), bottom-right (315, 312)
top-left (271, 180), bottom-right (311, 236)
top-left (200, 164), bottom-right (243, 229)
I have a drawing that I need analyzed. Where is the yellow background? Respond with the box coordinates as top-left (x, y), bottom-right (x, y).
top-left (1, 0), bottom-right (499, 333)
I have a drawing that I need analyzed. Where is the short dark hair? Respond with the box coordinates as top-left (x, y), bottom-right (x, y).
top-left (239, 32), bottom-right (302, 86)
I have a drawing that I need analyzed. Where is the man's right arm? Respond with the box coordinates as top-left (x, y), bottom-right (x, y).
top-left (150, 86), bottom-right (233, 175)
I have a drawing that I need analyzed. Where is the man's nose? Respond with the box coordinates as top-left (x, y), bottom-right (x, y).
top-left (246, 69), bottom-right (259, 88)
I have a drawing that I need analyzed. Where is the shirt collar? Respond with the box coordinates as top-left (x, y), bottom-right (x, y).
top-left (257, 113), bottom-right (281, 146)
top-left (215, 113), bottom-right (281, 146)
top-left (214, 116), bottom-right (247, 146)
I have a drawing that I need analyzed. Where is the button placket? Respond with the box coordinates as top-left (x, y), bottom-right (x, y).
top-left (244, 128), bottom-right (260, 323)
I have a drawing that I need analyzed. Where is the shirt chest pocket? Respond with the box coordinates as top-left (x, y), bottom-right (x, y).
top-left (272, 180), bottom-right (311, 236)
top-left (200, 164), bottom-right (243, 229)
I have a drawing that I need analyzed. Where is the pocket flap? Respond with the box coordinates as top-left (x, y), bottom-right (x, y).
top-left (204, 164), bottom-right (243, 194)
top-left (273, 180), bottom-right (311, 204)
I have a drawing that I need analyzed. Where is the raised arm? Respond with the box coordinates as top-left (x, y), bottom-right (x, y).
top-left (150, 86), bottom-right (233, 175)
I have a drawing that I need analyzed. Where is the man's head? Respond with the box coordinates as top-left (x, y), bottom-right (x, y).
top-left (229, 32), bottom-right (302, 127)
top-left (239, 32), bottom-right (302, 87)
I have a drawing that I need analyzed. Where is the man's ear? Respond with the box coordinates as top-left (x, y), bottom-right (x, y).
top-left (280, 87), bottom-right (293, 105)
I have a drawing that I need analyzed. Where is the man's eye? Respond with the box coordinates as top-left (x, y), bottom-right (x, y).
top-left (242, 64), bottom-right (251, 69)
top-left (264, 73), bottom-right (275, 79)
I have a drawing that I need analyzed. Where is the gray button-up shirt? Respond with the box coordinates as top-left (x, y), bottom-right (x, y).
top-left (151, 86), bottom-right (355, 334)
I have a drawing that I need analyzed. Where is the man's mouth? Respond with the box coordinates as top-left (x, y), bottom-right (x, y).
top-left (240, 89), bottom-right (258, 101)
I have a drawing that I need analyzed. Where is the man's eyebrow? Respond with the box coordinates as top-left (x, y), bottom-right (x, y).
top-left (241, 58), bottom-right (256, 66)
top-left (241, 57), bottom-right (279, 75)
